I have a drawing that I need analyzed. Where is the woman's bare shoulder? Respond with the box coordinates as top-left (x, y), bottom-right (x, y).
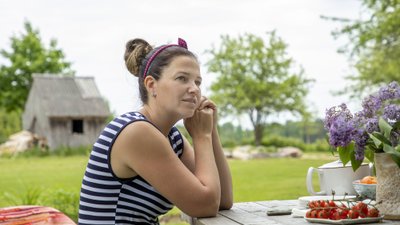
top-left (116, 121), bottom-right (166, 148)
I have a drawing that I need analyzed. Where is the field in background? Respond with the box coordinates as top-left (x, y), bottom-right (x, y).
top-left (0, 153), bottom-right (336, 224)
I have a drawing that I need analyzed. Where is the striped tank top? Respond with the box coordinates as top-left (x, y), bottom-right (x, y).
top-left (78, 112), bottom-right (184, 225)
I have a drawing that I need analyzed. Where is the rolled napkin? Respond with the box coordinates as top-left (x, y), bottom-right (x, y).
top-left (266, 206), bottom-right (293, 216)
top-left (291, 208), bottom-right (307, 218)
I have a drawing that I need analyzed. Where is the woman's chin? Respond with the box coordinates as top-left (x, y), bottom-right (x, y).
top-left (181, 110), bottom-right (195, 119)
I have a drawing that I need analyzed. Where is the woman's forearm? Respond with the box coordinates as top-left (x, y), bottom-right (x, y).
top-left (212, 127), bottom-right (233, 209)
top-left (192, 134), bottom-right (221, 211)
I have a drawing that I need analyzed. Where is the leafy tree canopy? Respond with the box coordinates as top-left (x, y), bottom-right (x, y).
top-left (0, 21), bottom-right (74, 112)
top-left (206, 31), bottom-right (313, 145)
top-left (325, 0), bottom-right (400, 97)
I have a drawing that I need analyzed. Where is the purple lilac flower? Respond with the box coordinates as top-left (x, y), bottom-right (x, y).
top-left (364, 117), bottom-right (379, 133)
top-left (387, 81), bottom-right (400, 98)
top-left (353, 111), bottom-right (366, 127)
top-left (324, 103), bottom-right (353, 130)
top-left (361, 95), bottom-right (382, 118)
top-left (327, 114), bottom-right (354, 147)
top-left (352, 128), bottom-right (369, 161)
top-left (378, 82), bottom-right (398, 101)
top-left (383, 104), bottom-right (400, 121)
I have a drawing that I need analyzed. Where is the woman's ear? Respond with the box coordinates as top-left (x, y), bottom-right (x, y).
top-left (144, 76), bottom-right (157, 97)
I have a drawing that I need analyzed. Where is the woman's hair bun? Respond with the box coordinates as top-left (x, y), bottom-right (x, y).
top-left (124, 38), bottom-right (153, 77)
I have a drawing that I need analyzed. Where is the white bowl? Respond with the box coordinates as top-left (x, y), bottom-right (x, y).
top-left (353, 180), bottom-right (376, 199)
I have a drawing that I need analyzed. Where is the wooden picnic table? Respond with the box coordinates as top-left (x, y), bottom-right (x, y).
top-left (182, 200), bottom-right (398, 225)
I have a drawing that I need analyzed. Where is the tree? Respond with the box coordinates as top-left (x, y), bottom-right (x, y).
top-left (0, 109), bottom-right (21, 143)
top-left (206, 32), bottom-right (313, 146)
top-left (0, 21), bottom-right (74, 112)
top-left (324, 0), bottom-right (400, 97)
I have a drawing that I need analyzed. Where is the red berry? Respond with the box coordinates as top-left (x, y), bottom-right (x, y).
top-left (337, 208), bottom-right (349, 219)
top-left (348, 209), bottom-right (359, 219)
top-left (318, 210), bottom-right (329, 219)
top-left (328, 200), bottom-right (336, 207)
top-left (308, 201), bottom-right (318, 209)
top-left (310, 209), bottom-right (318, 218)
top-left (330, 211), bottom-right (341, 220)
top-left (355, 202), bottom-right (368, 218)
top-left (367, 208), bottom-right (379, 217)
top-left (306, 210), bottom-right (312, 218)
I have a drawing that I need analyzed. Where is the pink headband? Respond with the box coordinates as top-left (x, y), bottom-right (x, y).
top-left (142, 38), bottom-right (188, 78)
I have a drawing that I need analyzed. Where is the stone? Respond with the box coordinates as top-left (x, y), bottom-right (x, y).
top-left (0, 130), bottom-right (47, 155)
top-left (231, 145), bottom-right (253, 160)
top-left (277, 147), bottom-right (303, 158)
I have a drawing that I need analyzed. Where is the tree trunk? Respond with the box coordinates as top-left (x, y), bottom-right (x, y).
top-left (254, 124), bottom-right (264, 146)
top-left (303, 123), bottom-right (310, 144)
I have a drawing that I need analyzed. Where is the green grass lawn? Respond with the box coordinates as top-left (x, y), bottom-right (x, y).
top-left (0, 156), bottom-right (86, 198)
top-left (230, 157), bottom-right (333, 202)
top-left (0, 153), bottom-right (335, 224)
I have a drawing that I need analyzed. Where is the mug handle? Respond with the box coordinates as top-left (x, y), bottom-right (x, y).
top-left (306, 167), bottom-right (326, 195)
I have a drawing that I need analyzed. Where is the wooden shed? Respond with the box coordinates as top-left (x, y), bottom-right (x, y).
top-left (22, 74), bottom-right (111, 150)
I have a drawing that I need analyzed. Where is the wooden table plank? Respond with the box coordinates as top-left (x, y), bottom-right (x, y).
top-left (218, 204), bottom-right (280, 225)
top-left (181, 212), bottom-right (239, 225)
top-left (256, 200), bottom-right (299, 209)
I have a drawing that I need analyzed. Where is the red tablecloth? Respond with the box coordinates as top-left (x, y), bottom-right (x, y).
top-left (0, 205), bottom-right (76, 225)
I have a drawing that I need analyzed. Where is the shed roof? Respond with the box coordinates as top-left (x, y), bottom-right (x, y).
top-left (31, 74), bottom-right (110, 117)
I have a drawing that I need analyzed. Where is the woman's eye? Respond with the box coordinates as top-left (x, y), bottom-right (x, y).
top-left (177, 76), bottom-right (187, 81)
top-left (195, 80), bottom-right (202, 86)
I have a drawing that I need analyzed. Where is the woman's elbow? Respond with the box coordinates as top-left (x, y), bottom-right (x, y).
top-left (219, 192), bottom-right (233, 210)
top-left (184, 194), bottom-right (220, 217)
top-left (219, 200), bottom-right (233, 210)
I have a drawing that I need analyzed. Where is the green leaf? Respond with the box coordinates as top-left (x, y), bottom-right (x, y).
top-left (369, 132), bottom-right (392, 147)
top-left (392, 121), bottom-right (400, 131)
top-left (382, 143), bottom-right (400, 157)
top-left (350, 149), bottom-right (363, 172)
top-left (381, 144), bottom-right (400, 168)
top-left (338, 142), bottom-right (353, 166)
top-left (389, 154), bottom-right (400, 169)
top-left (378, 117), bottom-right (393, 139)
top-left (364, 147), bottom-right (375, 164)
top-left (369, 133), bottom-right (382, 149)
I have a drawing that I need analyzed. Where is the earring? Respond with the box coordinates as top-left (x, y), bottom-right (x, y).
top-left (152, 92), bottom-right (157, 97)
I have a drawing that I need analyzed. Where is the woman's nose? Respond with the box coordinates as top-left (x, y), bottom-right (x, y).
top-left (188, 82), bottom-right (200, 94)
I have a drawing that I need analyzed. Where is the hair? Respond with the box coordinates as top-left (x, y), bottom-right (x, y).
top-left (124, 38), bottom-right (197, 104)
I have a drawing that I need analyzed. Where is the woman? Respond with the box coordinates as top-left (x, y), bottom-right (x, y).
top-left (78, 38), bottom-right (233, 225)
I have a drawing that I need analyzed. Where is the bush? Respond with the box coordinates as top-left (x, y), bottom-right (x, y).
top-left (44, 190), bottom-right (79, 222)
top-left (2, 187), bottom-right (43, 205)
top-left (261, 135), bottom-right (307, 150)
top-left (259, 135), bottom-right (330, 152)
top-left (221, 140), bottom-right (237, 148)
top-left (304, 139), bottom-right (331, 152)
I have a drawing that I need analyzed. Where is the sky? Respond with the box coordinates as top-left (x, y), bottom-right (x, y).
top-left (0, 0), bottom-right (364, 127)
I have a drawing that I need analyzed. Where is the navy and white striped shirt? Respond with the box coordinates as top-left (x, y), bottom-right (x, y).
top-left (78, 112), bottom-right (184, 225)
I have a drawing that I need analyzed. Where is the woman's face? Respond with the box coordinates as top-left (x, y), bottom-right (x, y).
top-left (154, 55), bottom-right (202, 118)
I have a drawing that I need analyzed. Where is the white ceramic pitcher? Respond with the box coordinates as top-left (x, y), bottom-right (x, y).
top-left (306, 160), bottom-right (371, 196)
